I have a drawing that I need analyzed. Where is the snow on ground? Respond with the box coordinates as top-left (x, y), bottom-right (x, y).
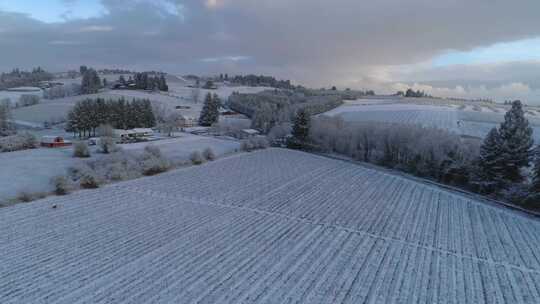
top-left (0, 89), bottom-right (43, 106)
top-left (324, 99), bottom-right (540, 142)
top-left (1, 148), bottom-right (540, 303)
top-left (0, 134), bottom-right (240, 202)
top-left (122, 133), bottom-right (240, 162)
top-left (0, 147), bottom-right (77, 201)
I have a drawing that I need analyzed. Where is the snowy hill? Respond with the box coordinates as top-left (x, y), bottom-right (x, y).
top-left (1, 148), bottom-right (540, 303)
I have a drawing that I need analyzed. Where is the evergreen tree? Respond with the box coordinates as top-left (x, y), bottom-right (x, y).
top-left (287, 109), bottom-right (311, 149)
top-left (531, 149), bottom-right (540, 193)
top-left (159, 74), bottom-right (168, 91)
top-left (199, 93), bottom-right (219, 126)
top-left (498, 100), bottom-right (534, 183)
top-left (524, 148), bottom-right (540, 207)
top-left (475, 128), bottom-right (505, 193)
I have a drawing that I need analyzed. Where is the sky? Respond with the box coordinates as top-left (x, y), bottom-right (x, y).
top-left (0, 0), bottom-right (540, 104)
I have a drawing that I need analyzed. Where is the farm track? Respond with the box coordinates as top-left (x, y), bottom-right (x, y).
top-left (2, 148), bottom-right (540, 303)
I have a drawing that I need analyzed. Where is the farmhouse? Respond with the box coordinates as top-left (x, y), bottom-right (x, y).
top-left (40, 136), bottom-right (71, 148)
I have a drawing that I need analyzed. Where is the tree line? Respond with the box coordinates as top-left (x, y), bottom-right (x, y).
top-left (229, 74), bottom-right (295, 89)
top-left (228, 89), bottom-right (343, 133)
top-left (288, 100), bottom-right (540, 210)
top-left (116, 73), bottom-right (168, 91)
top-left (66, 97), bottom-right (156, 137)
top-left (0, 67), bottom-right (53, 90)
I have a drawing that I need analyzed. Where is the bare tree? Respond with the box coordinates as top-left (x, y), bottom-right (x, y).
top-left (191, 88), bottom-right (201, 104)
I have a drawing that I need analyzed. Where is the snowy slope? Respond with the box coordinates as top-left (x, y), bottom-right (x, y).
top-left (1, 149), bottom-right (540, 303)
top-left (324, 100), bottom-right (540, 143)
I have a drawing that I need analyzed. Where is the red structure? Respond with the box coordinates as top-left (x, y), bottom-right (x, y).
top-left (40, 136), bottom-right (72, 148)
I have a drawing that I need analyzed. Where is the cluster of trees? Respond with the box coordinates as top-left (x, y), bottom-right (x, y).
top-left (116, 73), bottom-right (168, 91)
top-left (229, 74), bottom-right (294, 89)
top-left (133, 73), bottom-right (168, 91)
top-left (66, 97), bottom-right (155, 137)
top-left (16, 95), bottom-right (40, 108)
top-left (397, 89), bottom-right (430, 98)
top-left (291, 100), bottom-right (539, 209)
top-left (229, 89), bottom-right (343, 133)
top-left (98, 68), bottom-right (134, 75)
top-left (43, 83), bottom-right (82, 99)
top-left (199, 93), bottom-right (221, 126)
top-left (473, 100), bottom-right (538, 205)
top-left (0, 67), bottom-right (53, 89)
top-left (305, 115), bottom-right (478, 185)
top-left (80, 67), bottom-right (102, 94)
top-left (0, 132), bottom-right (38, 152)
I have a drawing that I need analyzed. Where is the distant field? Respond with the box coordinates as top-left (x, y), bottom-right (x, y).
top-left (2, 148), bottom-right (540, 303)
top-left (323, 99), bottom-right (540, 142)
top-left (11, 83), bottom-right (268, 125)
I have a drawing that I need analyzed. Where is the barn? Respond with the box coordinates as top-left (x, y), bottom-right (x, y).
top-left (40, 136), bottom-right (72, 148)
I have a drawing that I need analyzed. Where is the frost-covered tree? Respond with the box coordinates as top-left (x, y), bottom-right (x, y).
top-left (474, 128), bottom-right (505, 193)
top-left (17, 94), bottom-right (40, 107)
top-left (81, 69), bottom-right (101, 94)
top-left (191, 88), bottom-right (200, 103)
top-left (199, 93), bottom-right (219, 126)
top-left (498, 100), bottom-right (534, 183)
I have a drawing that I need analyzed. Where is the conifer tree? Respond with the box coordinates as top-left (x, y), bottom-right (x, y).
top-left (199, 93), bottom-right (219, 126)
top-left (287, 109), bottom-right (311, 149)
top-left (498, 100), bottom-right (534, 182)
top-left (475, 127), bottom-right (505, 193)
top-left (531, 150), bottom-right (540, 193)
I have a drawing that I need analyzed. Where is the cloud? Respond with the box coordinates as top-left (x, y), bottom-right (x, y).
top-left (77, 25), bottom-right (113, 32)
top-left (0, 0), bottom-right (539, 102)
top-left (200, 56), bottom-right (250, 63)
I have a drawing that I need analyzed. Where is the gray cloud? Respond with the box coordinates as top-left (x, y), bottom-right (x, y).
top-left (1, 0), bottom-right (540, 102)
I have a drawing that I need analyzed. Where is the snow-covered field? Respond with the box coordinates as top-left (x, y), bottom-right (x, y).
top-left (2, 148), bottom-right (540, 303)
top-left (0, 89), bottom-right (43, 106)
top-left (324, 99), bottom-right (540, 142)
top-left (0, 134), bottom-right (240, 202)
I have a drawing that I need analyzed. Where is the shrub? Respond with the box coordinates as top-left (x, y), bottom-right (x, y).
top-left (203, 147), bottom-right (216, 161)
top-left (17, 191), bottom-right (47, 203)
top-left (139, 146), bottom-right (170, 176)
top-left (17, 191), bottom-right (35, 203)
top-left (51, 176), bottom-right (71, 195)
top-left (0, 132), bottom-right (38, 152)
top-left (84, 151), bottom-right (142, 182)
top-left (240, 137), bottom-right (269, 152)
top-left (252, 136), bottom-right (270, 149)
top-left (98, 136), bottom-right (119, 154)
top-left (190, 151), bottom-right (205, 165)
top-left (241, 140), bottom-right (254, 152)
top-left (73, 141), bottom-right (90, 158)
top-left (143, 145), bottom-right (163, 158)
top-left (79, 172), bottom-right (101, 189)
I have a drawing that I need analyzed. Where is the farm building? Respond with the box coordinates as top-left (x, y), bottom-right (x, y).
top-left (113, 128), bottom-right (155, 142)
top-left (40, 136), bottom-right (71, 148)
top-left (240, 128), bottom-right (260, 139)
